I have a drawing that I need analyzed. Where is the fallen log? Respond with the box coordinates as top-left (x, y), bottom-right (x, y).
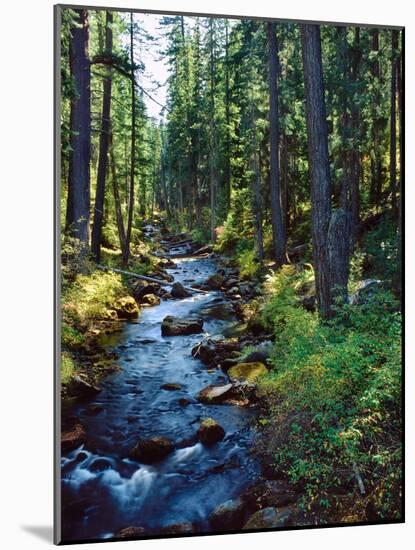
top-left (96, 265), bottom-right (209, 294)
top-left (163, 238), bottom-right (194, 249)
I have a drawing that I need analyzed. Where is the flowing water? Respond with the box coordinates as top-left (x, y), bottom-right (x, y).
top-left (61, 243), bottom-right (259, 542)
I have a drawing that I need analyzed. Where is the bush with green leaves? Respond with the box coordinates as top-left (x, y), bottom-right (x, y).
top-left (257, 265), bottom-right (402, 522)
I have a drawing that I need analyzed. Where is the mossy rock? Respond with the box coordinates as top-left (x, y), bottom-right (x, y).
top-left (227, 362), bottom-right (268, 384)
top-left (113, 296), bottom-right (140, 319)
top-left (197, 417), bottom-right (225, 445)
top-left (140, 293), bottom-right (160, 307)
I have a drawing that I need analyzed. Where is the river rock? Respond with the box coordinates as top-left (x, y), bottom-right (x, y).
top-left (89, 457), bottom-right (113, 472)
top-left (243, 350), bottom-right (269, 364)
top-left (160, 383), bottom-right (182, 391)
top-left (116, 526), bottom-right (146, 538)
top-left (161, 315), bottom-right (203, 336)
top-left (129, 436), bottom-right (174, 463)
top-left (223, 277), bottom-right (240, 289)
top-left (160, 522), bottom-right (195, 534)
top-left (204, 273), bottom-right (225, 290)
top-left (227, 362), bottom-right (268, 384)
top-left (113, 296), bottom-right (140, 319)
top-left (171, 281), bottom-right (192, 298)
top-left (178, 398), bottom-right (192, 406)
top-left (220, 357), bottom-right (240, 371)
top-left (197, 418), bottom-right (225, 445)
top-left (140, 293), bottom-right (160, 307)
top-left (68, 375), bottom-right (101, 398)
top-left (192, 340), bottom-right (216, 364)
top-left (61, 423), bottom-right (86, 452)
top-left (242, 507), bottom-right (284, 530)
top-left (210, 497), bottom-right (246, 530)
top-left (198, 383), bottom-right (233, 403)
top-left (242, 480), bottom-right (298, 511)
top-left (158, 258), bottom-right (177, 269)
top-left (133, 280), bottom-right (161, 300)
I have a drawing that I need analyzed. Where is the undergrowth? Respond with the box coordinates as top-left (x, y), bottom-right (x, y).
top-left (257, 265), bottom-right (402, 522)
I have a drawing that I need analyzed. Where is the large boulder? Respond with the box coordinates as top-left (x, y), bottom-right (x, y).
top-left (129, 436), bottom-right (174, 463)
top-left (113, 296), bottom-right (140, 319)
top-left (192, 340), bottom-right (217, 365)
top-left (204, 273), bottom-right (225, 290)
top-left (61, 423), bottom-right (86, 452)
top-left (242, 480), bottom-right (298, 511)
top-left (68, 375), bottom-right (101, 398)
top-left (171, 281), bottom-right (192, 298)
top-left (198, 383), bottom-right (233, 404)
top-left (133, 280), bottom-right (161, 300)
top-left (242, 507), bottom-right (289, 530)
top-left (140, 293), bottom-right (160, 307)
top-left (161, 315), bottom-right (203, 336)
top-left (197, 418), bottom-right (225, 446)
top-left (192, 338), bottom-right (241, 366)
top-left (210, 497), bottom-right (246, 530)
top-left (246, 506), bottom-right (297, 530)
top-left (243, 350), bottom-right (269, 364)
top-left (227, 362), bottom-right (268, 384)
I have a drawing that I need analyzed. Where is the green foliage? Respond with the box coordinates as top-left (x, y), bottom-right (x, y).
top-left (237, 248), bottom-right (260, 280)
top-left (62, 270), bottom-right (126, 328)
top-left (62, 322), bottom-right (85, 349)
top-left (258, 266), bottom-right (402, 520)
top-left (363, 217), bottom-right (401, 295)
top-left (61, 352), bottom-right (76, 385)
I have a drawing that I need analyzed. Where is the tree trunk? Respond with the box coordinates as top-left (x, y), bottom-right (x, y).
top-left (390, 30), bottom-right (398, 214)
top-left (110, 133), bottom-right (126, 253)
top-left (397, 31), bottom-right (403, 231)
top-left (209, 19), bottom-right (217, 242)
top-left (267, 22), bottom-right (286, 266)
top-left (91, 11), bottom-right (113, 262)
top-left (225, 20), bottom-right (231, 214)
top-left (301, 24), bottom-right (333, 319)
top-left (123, 12), bottom-right (136, 265)
top-left (370, 29), bottom-right (383, 209)
top-left (350, 27), bottom-right (362, 249)
top-left (66, 9), bottom-right (91, 246)
top-left (328, 209), bottom-right (350, 305)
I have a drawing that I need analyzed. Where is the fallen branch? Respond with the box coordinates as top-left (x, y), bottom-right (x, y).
top-left (163, 239), bottom-right (194, 249)
top-left (97, 265), bottom-right (208, 294)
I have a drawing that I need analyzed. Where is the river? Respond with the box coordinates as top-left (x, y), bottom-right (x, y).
top-left (61, 242), bottom-right (259, 542)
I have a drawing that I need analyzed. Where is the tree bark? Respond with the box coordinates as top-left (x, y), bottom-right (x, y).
top-left (225, 20), bottom-right (232, 214)
top-left (209, 19), bottom-right (217, 242)
top-left (91, 11), bottom-right (113, 262)
top-left (66, 9), bottom-right (91, 246)
top-left (390, 30), bottom-right (398, 214)
top-left (370, 29), bottom-right (383, 209)
top-left (123, 12), bottom-right (136, 265)
top-left (109, 133), bottom-right (126, 254)
top-left (301, 24), bottom-right (333, 319)
top-left (350, 27), bottom-right (362, 249)
top-left (267, 22), bottom-right (286, 266)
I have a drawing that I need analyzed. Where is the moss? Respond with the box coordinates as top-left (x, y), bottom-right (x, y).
top-left (61, 352), bottom-right (76, 385)
top-left (227, 362), bottom-right (268, 383)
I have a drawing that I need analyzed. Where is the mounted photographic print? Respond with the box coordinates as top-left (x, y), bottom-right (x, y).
top-left (54, 3), bottom-right (404, 544)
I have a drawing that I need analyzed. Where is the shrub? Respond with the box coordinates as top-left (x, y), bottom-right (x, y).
top-left (62, 270), bottom-right (126, 328)
top-left (61, 352), bottom-right (76, 385)
top-left (257, 266), bottom-right (402, 521)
